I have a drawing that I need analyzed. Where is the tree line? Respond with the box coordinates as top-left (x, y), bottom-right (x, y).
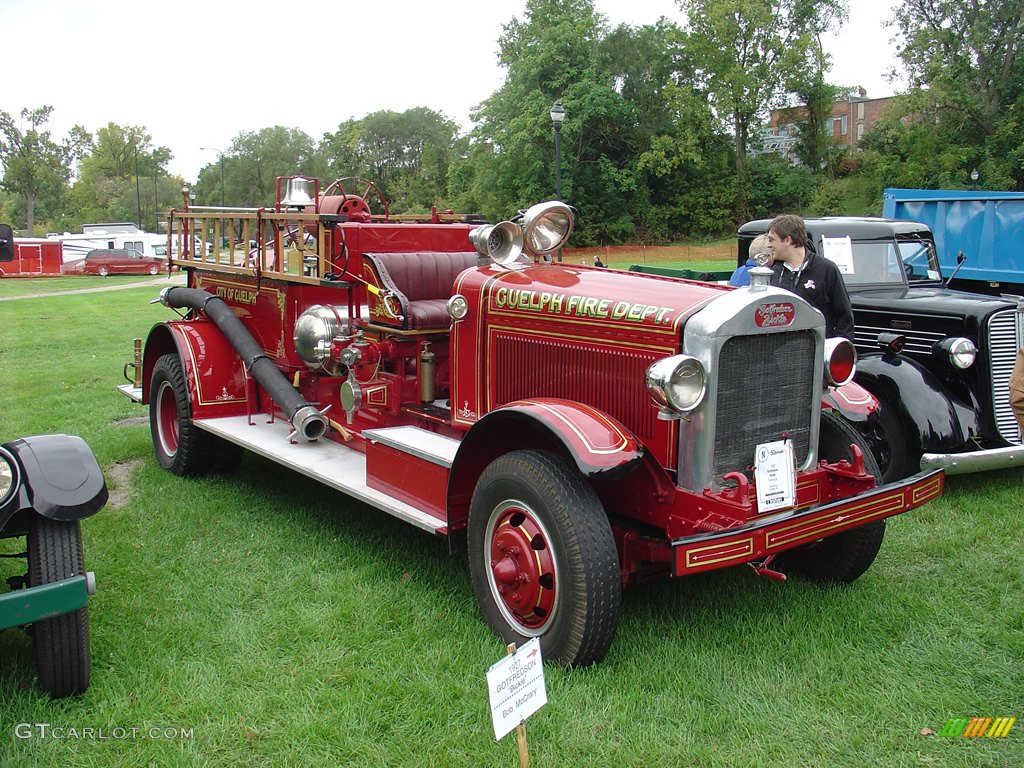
top-left (2, 0), bottom-right (1021, 246)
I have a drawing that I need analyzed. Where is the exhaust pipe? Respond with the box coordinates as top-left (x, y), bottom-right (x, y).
top-left (159, 287), bottom-right (327, 442)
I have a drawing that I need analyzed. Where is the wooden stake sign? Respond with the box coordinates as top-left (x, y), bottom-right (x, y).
top-left (486, 638), bottom-right (547, 766)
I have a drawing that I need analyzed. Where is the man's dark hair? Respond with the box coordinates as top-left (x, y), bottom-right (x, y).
top-left (768, 214), bottom-right (807, 249)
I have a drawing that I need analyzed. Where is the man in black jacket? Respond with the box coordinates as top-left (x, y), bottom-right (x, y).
top-left (767, 214), bottom-right (855, 342)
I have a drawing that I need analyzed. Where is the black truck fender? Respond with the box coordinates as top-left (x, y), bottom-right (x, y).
top-left (855, 353), bottom-right (977, 455)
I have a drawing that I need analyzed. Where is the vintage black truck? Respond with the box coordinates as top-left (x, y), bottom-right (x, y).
top-left (739, 217), bottom-right (1024, 481)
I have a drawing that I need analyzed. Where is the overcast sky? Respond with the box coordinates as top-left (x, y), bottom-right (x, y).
top-left (1, 0), bottom-right (903, 183)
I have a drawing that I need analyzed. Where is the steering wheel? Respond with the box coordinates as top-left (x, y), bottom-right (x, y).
top-left (320, 177), bottom-right (390, 222)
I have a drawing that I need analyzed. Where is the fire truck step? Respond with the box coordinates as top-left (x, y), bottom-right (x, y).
top-left (361, 426), bottom-right (459, 468)
top-left (194, 416), bottom-right (449, 535)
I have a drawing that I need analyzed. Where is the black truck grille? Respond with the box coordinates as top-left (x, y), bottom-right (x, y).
top-left (714, 331), bottom-right (816, 479)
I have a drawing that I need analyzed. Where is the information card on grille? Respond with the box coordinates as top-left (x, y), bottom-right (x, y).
top-left (755, 439), bottom-right (796, 513)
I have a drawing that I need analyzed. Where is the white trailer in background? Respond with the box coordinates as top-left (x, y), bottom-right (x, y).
top-left (46, 223), bottom-right (165, 263)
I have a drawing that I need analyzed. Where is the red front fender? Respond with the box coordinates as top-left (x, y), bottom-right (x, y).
top-left (500, 398), bottom-right (643, 474)
top-left (446, 399), bottom-right (645, 532)
top-left (823, 381), bottom-right (879, 422)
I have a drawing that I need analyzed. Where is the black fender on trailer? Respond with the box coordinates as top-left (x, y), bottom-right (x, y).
top-left (0, 436), bottom-right (107, 528)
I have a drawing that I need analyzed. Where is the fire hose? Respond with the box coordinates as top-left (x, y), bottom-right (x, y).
top-left (158, 286), bottom-right (327, 442)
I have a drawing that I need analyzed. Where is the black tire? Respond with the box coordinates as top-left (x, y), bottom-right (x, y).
top-left (148, 264), bottom-right (159, 275)
top-left (150, 353), bottom-right (214, 476)
top-left (781, 410), bottom-right (886, 584)
top-left (874, 399), bottom-right (916, 483)
top-left (97, 266), bottom-right (109, 277)
top-left (28, 517), bottom-right (90, 698)
top-left (468, 450), bottom-right (621, 667)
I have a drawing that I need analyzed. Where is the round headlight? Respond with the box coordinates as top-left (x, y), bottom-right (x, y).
top-left (937, 337), bottom-right (977, 369)
top-left (0, 450), bottom-right (17, 505)
top-left (646, 355), bottom-right (706, 414)
top-left (521, 201), bottom-right (574, 256)
top-left (447, 294), bottom-right (469, 320)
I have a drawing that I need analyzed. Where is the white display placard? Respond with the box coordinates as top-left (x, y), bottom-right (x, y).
top-left (821, 235), bottom-right (855, 274)
top-left (486, 638), bottom-right (547, 741)
top-left (755, 439), bottom-right (796, 512)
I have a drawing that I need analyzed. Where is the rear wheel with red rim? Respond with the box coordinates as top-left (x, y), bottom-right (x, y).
top-left (149, 353), bottom-right (214, 476)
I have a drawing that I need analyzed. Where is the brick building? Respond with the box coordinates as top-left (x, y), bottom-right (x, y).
top-left (757, 91), bottom-right (896, 163)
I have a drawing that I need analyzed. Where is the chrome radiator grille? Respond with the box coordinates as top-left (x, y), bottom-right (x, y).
top-left (492, 335), bottom-right (658, 443)
top-left (988, 308), bottom-right (1022, 442)
top-left (714, 330), bottom-right (816, 479)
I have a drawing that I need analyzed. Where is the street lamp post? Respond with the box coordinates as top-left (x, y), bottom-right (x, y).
top-left (133, 144), bottom-right (142, 229)
top-left (971, 168), bottom-right (979, 190)
top-left (201, 146), bottom-right (226, 206)
top-left (550, 100), bottom-right (565, 201)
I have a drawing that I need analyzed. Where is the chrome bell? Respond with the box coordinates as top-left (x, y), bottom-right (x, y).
top-left (281, 176), bottom-right (315, 208)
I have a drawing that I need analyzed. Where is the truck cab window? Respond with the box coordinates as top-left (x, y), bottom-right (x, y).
top-left (897, 241), bottom-right (942, 283)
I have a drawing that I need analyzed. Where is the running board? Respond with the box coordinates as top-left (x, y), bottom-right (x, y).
top-left (195, 416), bottom-right (452, 535)
top-left (119, 384), bottom-right (143, 403)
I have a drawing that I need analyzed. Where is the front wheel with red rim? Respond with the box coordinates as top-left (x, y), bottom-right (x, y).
top-left (468, 449), bottom-right (621, 667)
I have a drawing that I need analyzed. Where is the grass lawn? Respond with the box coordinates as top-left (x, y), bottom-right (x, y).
top-left (0, 274), bottom-right (173, 298)
top-left (0, 280), bottom-right (1021, 767)
top-left (564, 239), bottom-right (736, 272)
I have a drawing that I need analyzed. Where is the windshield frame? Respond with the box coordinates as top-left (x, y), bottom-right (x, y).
top-left (816, 234), bottom-right (944, 288)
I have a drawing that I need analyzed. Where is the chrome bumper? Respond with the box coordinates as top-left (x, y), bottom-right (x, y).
top-left (920, 443), bottom-right (1024, 475)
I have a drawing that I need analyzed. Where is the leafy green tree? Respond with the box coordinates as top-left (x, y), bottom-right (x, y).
top-left (745, 153), bottom-right (816, 220)
top-left (0, 106), bottom-right (89, 234)
top-left (465, 0), bottom-right (611, 226)
top-left (895, 0), bottom-right (1022, 141)
top-left (677, 0), bottom-right (846, 219)
top-left (197, 126), bottom-right (321, 207)
top-left (883, 0), bottom-right (1024, 189)
top-left (320, 108), bottom-right (459, 212)
top-left (65, 123), bottom-right (175, 232)
top-left (464, 0), bottom-right (731, 243)
top-left (782, 39), bottom-right (851, 175)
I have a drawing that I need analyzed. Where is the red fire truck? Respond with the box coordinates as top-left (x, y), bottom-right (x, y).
top-left (119, 177), bottom-right (943, 666)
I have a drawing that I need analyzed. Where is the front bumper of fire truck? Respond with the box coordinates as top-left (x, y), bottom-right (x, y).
top-left (670, 469), bottom-right (943, 576)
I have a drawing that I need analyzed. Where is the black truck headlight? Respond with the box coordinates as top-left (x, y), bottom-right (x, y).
top-left (935, 337), bottom-right (977, 369)
top-left (646, 355), bottom-right (706, 417)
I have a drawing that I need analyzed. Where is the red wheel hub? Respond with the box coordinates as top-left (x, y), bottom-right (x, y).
top-left (157, 383), bottom-right (179, 454)
top-left (488, 508), bottom-right (557, 631)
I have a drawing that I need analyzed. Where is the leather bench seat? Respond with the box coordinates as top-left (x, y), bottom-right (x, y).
top-left (362, 251), bottom-right (479, 331)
